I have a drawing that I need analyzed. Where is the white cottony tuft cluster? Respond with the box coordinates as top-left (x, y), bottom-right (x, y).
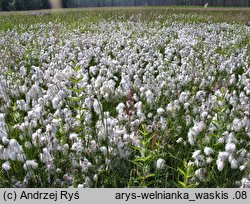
top-left (188, 121), bottom-right (206, 145)
top-left (23, 160), bottom-right (39, 170)
top-left (0, 13), bottom-right (249, 187)
top-left (156, 158), bottom-right (166, 170)
top-left (2, 161), bottom-right (11, 171)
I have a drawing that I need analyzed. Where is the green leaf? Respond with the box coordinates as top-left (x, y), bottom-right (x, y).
top-left (133, 155), bottom-right (153, 163)
top-left (178, 168), bottom-right (186, 176)
top-left (131, 145), bottom-right (143, 152)
top-left (138, 129), bottom-right (149, 137)
top-left (69, 97), bottom-right (81, 102)
top-left (130, 160), bottom-right (143, 168)
top-left (68, 87), bottom-right (86, 93)
top-left (138, 174), bottom-right (156, 180)
top-left (187, 183), bottom-right (198, 188)
top-left (146, 135), bottom-right (154, 145)
top-left (70, 77), bottom-right (83, 83)
top-left (144, 174), bottom-right (156, 179)
top-left (178, 181), bottom-right (186, 188)
top-left (183, 161), bottom-right (188, 168)
top-left (73, 65), bottom-right (81, 72)
top-left (209, 133), bottom-right (219, 137)
top-left (212, 121), bottom-right (219, 128)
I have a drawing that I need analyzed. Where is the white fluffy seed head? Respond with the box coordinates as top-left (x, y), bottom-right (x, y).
top-left (216, 159), bottom-right (225, 171)
top-left (192, 150), bottom-right (201, 159)
top-left (157, 108), bottom-right (165, 116)
top-left (156, 158), bottom-right (165, 170)
top-left (218, 151), bottom-right (230, 161)
top-left (225, 142), bottom-right (236, 153)
top-left (100, 146), bottom-right (108, 156)
top-left (93, 99), bottom-right (101, 115)
top-left (230, 159), bottom-right (238, 169)
top-left (241, 178), bottom-right (250, 188)
top-left (2, 161), bottom-right (11, 171)
top-left (206, 157), bottom-right (213, 164)
top-left (204, 147), bottom-right (213, 156)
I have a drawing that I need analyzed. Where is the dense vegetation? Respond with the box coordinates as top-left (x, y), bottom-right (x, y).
top-left (1, 0), bottom-right (250, 11)
top-left (0, 7), bottom-right (250, 188)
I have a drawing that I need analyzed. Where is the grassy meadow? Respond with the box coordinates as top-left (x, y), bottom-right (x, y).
top-left (0, 7), bottom-right (249, 188)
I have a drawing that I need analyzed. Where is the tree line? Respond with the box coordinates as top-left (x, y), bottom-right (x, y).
top-left (1, 0), bottom-right (250, 11)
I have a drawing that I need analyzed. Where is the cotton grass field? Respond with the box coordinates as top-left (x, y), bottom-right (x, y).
top-left (0, 7), bottom-right (250, 188)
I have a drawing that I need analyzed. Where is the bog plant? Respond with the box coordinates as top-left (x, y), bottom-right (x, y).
top-left (0, 9), bottom-right (250, 188)
top-left (128, 124), bottom-right (160, 187)
top-left (177, 160), bottom-right (197, 188)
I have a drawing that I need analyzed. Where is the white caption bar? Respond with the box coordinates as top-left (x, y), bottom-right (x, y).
top-left (0, 188), bottom-right (249, 204)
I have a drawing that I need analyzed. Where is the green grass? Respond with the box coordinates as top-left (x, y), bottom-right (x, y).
top-left (0, 6), bottom-right (250, 32)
